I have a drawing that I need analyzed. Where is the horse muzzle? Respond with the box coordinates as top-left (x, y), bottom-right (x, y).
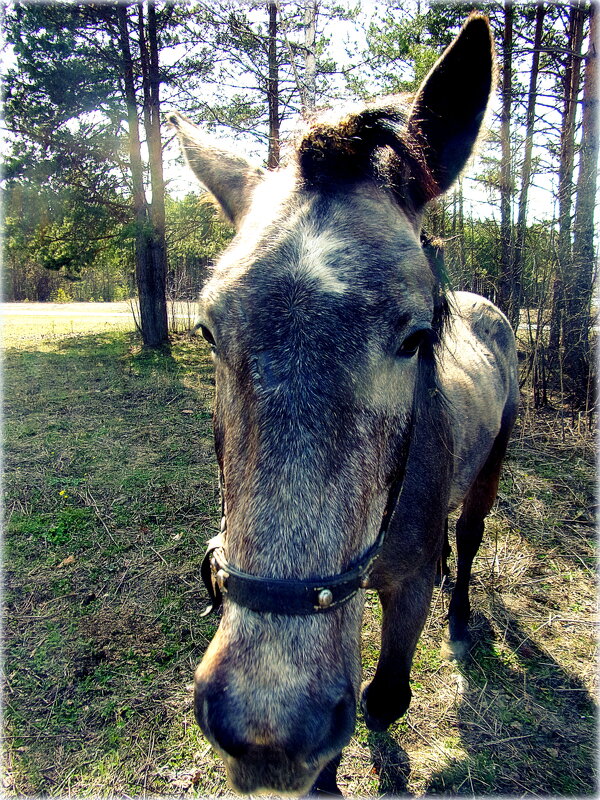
top-left (194, 672), bottom-right (356, 795)
top-left (221, 745), bottom-right (323, 796)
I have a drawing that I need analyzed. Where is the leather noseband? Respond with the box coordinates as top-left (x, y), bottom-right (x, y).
top-left (200, 525), bottom-right (386, 616)
top-left (199, 448), bottom-right (407, 617)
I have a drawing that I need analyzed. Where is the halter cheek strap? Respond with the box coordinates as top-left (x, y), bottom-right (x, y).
top-left (199, 437), bottom-right (408, 617)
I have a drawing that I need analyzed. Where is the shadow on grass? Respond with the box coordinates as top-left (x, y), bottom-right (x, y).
top-left (367, 730), bottom-right (412, 796)
top-left (424, 601), bottom-right (597, 795)
top-left (406, 422), bottom-right (597, 795)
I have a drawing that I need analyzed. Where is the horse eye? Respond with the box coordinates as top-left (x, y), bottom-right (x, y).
top-left (199, 325), bottom-right (216, 347)
top-left (397, 328), bottom-right (431, 358)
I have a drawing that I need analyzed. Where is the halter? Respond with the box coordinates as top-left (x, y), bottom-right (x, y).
top-left (197, 251), bottom-right (444, 618)
top-left (199, 440), bottom-right (409, 617)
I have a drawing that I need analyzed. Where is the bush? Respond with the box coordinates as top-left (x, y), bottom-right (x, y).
top-left (51, 287), bottom-right (73, 303)
top-left (113, 285), bottom-right (130, 301)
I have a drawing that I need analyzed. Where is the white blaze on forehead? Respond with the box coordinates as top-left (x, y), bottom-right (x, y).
top-left (202, 175), bottom-right (349, 299)
top-left (293, 225), bottom-right (347, 295)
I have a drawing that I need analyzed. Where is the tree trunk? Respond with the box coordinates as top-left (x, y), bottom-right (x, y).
top-left (117, 2), bottom-right (168, 349)
top-left (497, 1), bottom-right (514, 322)
top-left (457, 178), bottom-right (465, 291)
top-left (117, 4), bottom-right (153, 343)
top-left (142, 0), bottom-right (169, 347)
top-left (564, 3), bottom-right (597, 406)
top-left (548, 2), bottom-right (585, 366)
top-left (302, 1), bottom-right (318, 118)
top-left (512, 2), bottom-right (545, 332)
top-left (267, 1), bottom-right (280, 169)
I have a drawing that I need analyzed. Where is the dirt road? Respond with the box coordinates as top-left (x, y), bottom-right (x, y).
top-left (2, 302), bottom-right (198, 346)
top-left (2, 302), bottom-right (134, 319)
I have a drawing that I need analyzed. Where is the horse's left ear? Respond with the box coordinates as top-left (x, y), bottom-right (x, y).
top-left (407, 13), bottom-right (494, 203)
top-left (167, 112), bottom-right (265, 227)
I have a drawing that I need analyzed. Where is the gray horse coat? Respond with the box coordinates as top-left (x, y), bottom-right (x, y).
top-left (170, 13), bottom-right (518, 797)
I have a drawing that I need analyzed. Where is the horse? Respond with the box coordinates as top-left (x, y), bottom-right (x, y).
top-left (168, 13), bottom-right (518, 796)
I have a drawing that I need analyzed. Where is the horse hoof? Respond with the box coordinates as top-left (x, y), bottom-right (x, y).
top-left (307, 787), bottom-right (343, 797)
top-left (360, 680), bottom-right (411, 732)
top-left (442, 636), bottom-right (470, 662)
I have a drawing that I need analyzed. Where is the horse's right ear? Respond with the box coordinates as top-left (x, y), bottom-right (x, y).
top-left (167, 112), bottom-right (265, 227)
top-left (407, 13), bottom-right (495, 205)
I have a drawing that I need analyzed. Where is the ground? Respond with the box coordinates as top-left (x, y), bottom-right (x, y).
top-left (2, 305), bottom-right (597, 797)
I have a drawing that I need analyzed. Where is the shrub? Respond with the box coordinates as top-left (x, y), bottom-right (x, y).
top-left (51, 287), bottom-right (73, 303)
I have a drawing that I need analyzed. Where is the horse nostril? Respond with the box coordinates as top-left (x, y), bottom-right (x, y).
top-left (195, 681), bottom-right (248, 759)
top-left (205, 706), bottom-right (249, 759)
top-left (196, 675), bottom-right (356, 767)
top-left (212, 728), bottom-right (248, 759)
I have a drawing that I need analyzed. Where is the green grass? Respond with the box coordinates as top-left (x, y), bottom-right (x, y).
top-left (4, 327), bottom-right (225, 796)
top-left (3, 321), bottom-right (597, 797)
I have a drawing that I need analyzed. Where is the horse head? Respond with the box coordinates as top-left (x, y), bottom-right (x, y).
top-left (169, 14), bottom-right (494, 795)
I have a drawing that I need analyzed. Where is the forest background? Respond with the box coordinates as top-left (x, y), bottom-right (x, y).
top-left (3, 0), bottom-right (598, 409)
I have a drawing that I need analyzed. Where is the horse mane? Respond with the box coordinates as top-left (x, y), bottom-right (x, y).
top-left (420, 231), bottom-right (450, 341)
top-left (417, 231), bottom-right (452, 433)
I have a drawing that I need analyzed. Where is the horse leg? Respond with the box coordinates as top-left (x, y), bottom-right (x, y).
top-left (360, 560), bottom-right (437, 731)
top-left (307, 753), bottom-right (343, 796)
top-left (436, 518), bottom-right (451, 584)
top-left (447, 431), bottom-right (510, 654)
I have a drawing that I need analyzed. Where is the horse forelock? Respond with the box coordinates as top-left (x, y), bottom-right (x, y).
top-left (295, 100), bottom-right (439, 209)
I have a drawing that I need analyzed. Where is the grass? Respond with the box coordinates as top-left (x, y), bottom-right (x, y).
top-left (3, 315), bottom-right (597, 797)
